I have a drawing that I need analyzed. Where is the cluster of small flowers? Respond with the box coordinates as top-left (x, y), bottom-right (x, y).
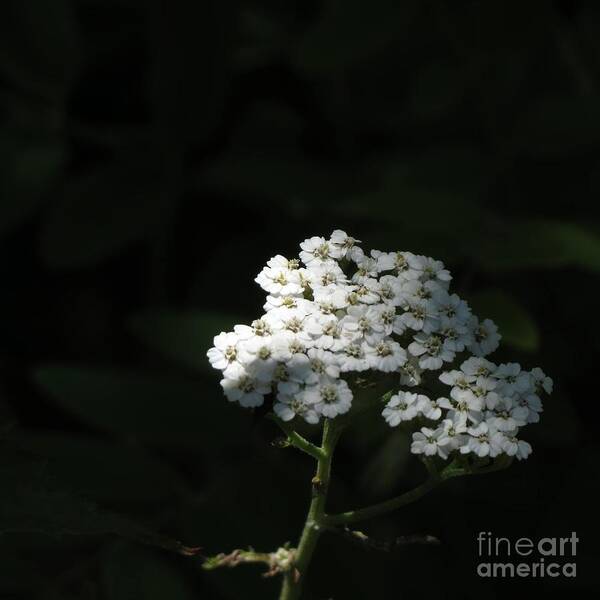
top-left (207, 231), bottom-right (552, 461)
top-left (386, 359), bottom-right (552, 461)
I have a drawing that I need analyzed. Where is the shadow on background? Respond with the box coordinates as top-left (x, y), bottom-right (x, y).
top-left (1, 0), bottom-right (599, 598)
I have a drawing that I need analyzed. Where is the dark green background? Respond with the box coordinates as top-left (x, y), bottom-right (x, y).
top-left (1, 0), bottom-right (599, 598)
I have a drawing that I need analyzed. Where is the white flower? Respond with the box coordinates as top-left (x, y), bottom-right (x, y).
top-left (303, 262), bottom-right (347, 290)
top-left (299, 236), bottom-right (342, 266)
top-left (220, 363), bottom-right (270, 407)
top-left (207, 332), bottom-right (240, 373)
top-left (365, 339), bottom-right (407, 372)
top-left (418, 396), bottom-right (442, 420)
top-left (530, 367), bottom-right (553, 394)
top-left (439, 321), bottom-right (473, 353)
top-left (504, 435), bottom-right (532, 460)
top-left (420, 257), bottom-right (451, 285)
top-left (304, 379), bottom-right (353, 418)
top-left (255, 255), bottom-right (303, 296)
top-left (399, 360), bottom-right (422, 387)
top-left (312, 285), bottom-right (351, 312)
top-left (494, 363), bottom-right (531, 395)
top-left (515, 393), bottom-right (543, 423)
top-left (438, 392), bottom-right (483, 424)
top-left (238, 337), bottom-right (278, 382)
top-left (440, 418), bottom-right (467, 450)
top-left (288, 348), bottom-right (340, 384)
top-left (348, 279), bottom-right (380, 305)
top-left (307, 314), bottom-right (345, 351)
top-left (340, 305), bottom-right (386, 345)
top-left (235, 318), bottom-right (273, 340)
top-left (486, 398), bottom-right (529, 431)
top-left (307, 348), bottom-right (340, 378)
top-left (439, 369), bottom-right (475, 389)
top-left (411, 427), bottom-right (449, 458)
top-left (272, 362), bottom-right (292, 386)
top-left (378, 305), bottom-right (404, 336)
top-left (382, 391), bottom-right (424, 426)
top-left (461, 422), bottom-right (492, 457)
top-left (352, 255), bottom-right (380, 283)
top-left (263, 295), bottom-right (313, 315)
top-left (408, 333), bottom-right (455, 370)
top-left (208, 229), bottom-right (550, 463)
top-left (453, 375), bottom-right (498, 410)
top-left (270, 331), bottom-right (308, 362)
top-left (274, 391), bottom-right (320, 424)
top-left (338, 342), bottom-right (370, 372)
top-left (284, 353), bottom-right (313, 383)
top-left (490, 430), bottom-right (531, 460)
top-left (433, 291), bottom-right (471, 322)
top-left (377, 275), bottom-right (403, 306)
top-left (433, 292), bottom-right (473, 352)
top-left (264, 309), bottom-right (312, 341)
top-left (329, 229), bottom-right (362, 260)
top-left (376, 251), bottom-right (422, 279)
top-left (399, 299), bottom-right (438, 332)
top-left (460, 357), bottom-right (497, 378)
top-left (400, 279), bottom-right (443, 305)
top-left (469, 317), bottom-right (501, 357)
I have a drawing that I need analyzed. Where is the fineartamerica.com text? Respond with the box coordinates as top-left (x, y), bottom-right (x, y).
top-left (476, 531), bottom-right (578, 578)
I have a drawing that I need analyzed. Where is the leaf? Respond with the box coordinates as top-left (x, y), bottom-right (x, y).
top-left (344, 146), bottom-right (487, 220)
top-left (478, 220), bottom-right (600, 272)
top-left (0, 133), bottom-right (65, 237)
top-left (0, 447), bottom-right (197, 555)
top-left (9, 432), bottom-right (188, 507)
top-left (511, 95), bottom-right (600, 157)
top-left (103, 544), bottom-right (195, 600)
top-left (32, 365), bottom-right (250, 447)
top-left (200, 153), bottom-right (360, 205)
top-left (129, 310), bottom-right (244, 372)
top-left (40, 162), bottom-right (166, 269)
top-left (409, 61), bottom-right (470, 119)
top-left (148, 1), bottom-right (231, 144)
top-left (0, 0), bottom-right (80, 99)
top-left (226, 101), bottom-right (305, 151)
top-left (0, 537), bottom-right (45, 595)
top-left (339, 146), bottom-right (488, 259)
top-left (295, 0), bottom-right (418, 74)
top-left (236, 10), bottom-right (295, 69)
top-left (468, 290), bottom-right (539, 352)
top-left (0, 398), bottom-right (17, 430)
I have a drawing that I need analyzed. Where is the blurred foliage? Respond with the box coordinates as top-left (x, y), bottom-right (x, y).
top-left (469, 290), bottom-right (540, 351)
top-left (0, 443), bottom-right (194, 553)
top-left (1, 0), bottom-right (599, 598)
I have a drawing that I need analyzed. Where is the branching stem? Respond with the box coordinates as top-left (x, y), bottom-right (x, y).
top-left (324, 475), bottom-right (442, 527)
top-left (274, 410), bottom-right (513, 599)
top-left (278, 419), bottom-right (344, 600)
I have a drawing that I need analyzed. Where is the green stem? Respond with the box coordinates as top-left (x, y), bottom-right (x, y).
top-left (268, 415), bottom-right (325, 461)
top-left (324, 475), bottom-right (441, 527)
top-left (324, 457), bottom-right (512, 527)
top-left (279, 419), bottom-right (344, 600)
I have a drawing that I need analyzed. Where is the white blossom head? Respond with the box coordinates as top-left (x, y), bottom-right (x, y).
top-left (207, 230), bottom-right (552, 466)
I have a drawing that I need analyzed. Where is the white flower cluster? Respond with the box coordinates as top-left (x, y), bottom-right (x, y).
top-left (207, 231), bottom-right (552, 462)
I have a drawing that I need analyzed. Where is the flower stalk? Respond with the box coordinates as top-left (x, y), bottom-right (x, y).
top-left (278, 418), bottom-right (344, 600)
top-left (279, 429), bottom-right (513, 599)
